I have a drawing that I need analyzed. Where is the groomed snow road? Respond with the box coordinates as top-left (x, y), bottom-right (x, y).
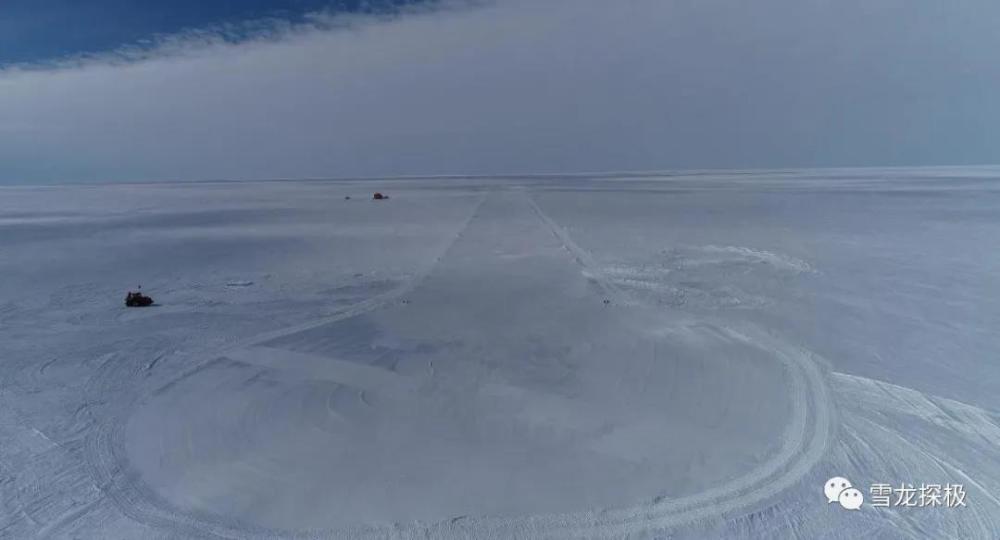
top-left (3, 172), bottom-right (1000, 539)
top-left (79, 190), bottom-right (828, 538)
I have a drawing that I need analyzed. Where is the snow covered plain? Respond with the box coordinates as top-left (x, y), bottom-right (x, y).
top-left (1, 169), bottom-right (999, 539)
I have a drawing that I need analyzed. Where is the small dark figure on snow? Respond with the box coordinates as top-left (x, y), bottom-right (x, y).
top-left (373, 192), bottom-right (388, 200)
top-left (125, 287), bottom-right (154, 307)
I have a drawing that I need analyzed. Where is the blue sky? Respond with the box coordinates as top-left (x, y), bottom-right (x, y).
top-left (1, 0), bottom-right (998, 183)
top-left (1, 0), bottom-right (429, 65)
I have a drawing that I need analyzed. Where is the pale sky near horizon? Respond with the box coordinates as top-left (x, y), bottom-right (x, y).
top-left (2, 0), bottom-right (998, 184)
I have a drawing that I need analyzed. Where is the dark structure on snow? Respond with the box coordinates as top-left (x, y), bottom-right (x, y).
top-left (125, 290), bottom-right (154, 307)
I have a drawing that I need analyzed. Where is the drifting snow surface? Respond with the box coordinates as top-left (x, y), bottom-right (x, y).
top-left (1, 169), bottom-right (999, 539)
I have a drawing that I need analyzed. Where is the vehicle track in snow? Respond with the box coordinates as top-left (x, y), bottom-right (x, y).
top-left (81, 189), bottom-right (833, 539)
top-left (503, 191), bottom-right (836, 537)
top-left (80, 194), bottom-right (489, 540)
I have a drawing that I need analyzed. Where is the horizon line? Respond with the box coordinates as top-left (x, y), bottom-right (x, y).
top-left (4, 163), bottom-right (1000, 189)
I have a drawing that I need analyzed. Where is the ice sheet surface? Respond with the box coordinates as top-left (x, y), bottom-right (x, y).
top-left (1, 169), bottom-right (998, 538)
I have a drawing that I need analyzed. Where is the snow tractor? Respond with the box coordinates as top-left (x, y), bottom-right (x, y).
top-left (125, 290), bottom-right (154, 307)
